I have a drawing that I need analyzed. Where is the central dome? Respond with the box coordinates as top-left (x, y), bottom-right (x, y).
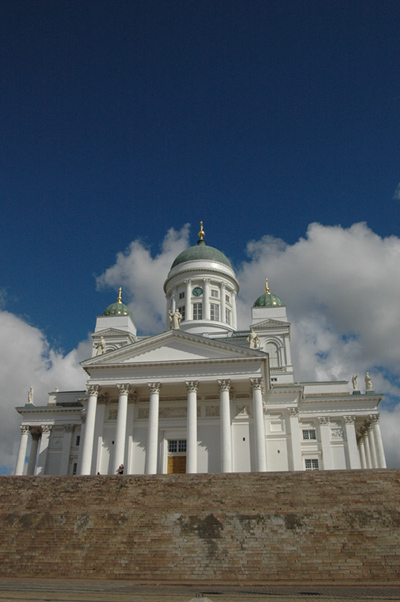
top-left (171, 240), bottom-right (233, 270)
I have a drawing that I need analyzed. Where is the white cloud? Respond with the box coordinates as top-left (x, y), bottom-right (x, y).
top-left (0, 311), bottom-right (90, 473)
top-left (3, 221), bottom-right (400, 471)
top-left (96, 224), bottom-right (190, 334)
top-left (236, 222), bottom-right (400, 466)
top-left (393, 182), bottom-right (400, 201)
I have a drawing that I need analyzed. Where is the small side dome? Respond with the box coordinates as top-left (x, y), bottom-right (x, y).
top-left (102, 288), bottom-right (134, 320)
top-left (171, 221), bottom-right (233, 270)
top-left (253, 278), bottom-right (285, 307)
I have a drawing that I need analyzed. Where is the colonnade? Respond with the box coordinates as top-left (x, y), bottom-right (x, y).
top-left (79, 378), bottom-right (267, 475)
top-left (168, 278), bottom-right (237, 328)
top-left (14, 425), bottom-right (53, 475)
top-left (357, 415), bottom-right (386, 468)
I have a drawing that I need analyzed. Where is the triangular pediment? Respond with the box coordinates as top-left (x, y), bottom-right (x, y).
top-left (82, 329), bottom-right (265, 369)
top-left (252, 318), bottom-right (290, 329)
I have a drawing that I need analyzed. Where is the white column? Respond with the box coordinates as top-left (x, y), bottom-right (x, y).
top-left (112, 384), bottom-right (130, 474)
top-left (370, 414), bottom-right (387, 468)
top-left (231, 292), bottom-right (237, 329)
top-left (251, 378), bottom-right (267, 472)
top-left (92, 401), bottom-right (106, 474)
top-left (288, 408), bottom-right (303, 471)
top-left (185, 280), bottom-right (192, 321)
top-left (145, 382), bottom-right (161, 474)
top-left (126, 400), bottom-right (135, 474)
top-left (172, 287), bottom-right (177, 312)
top-left (36, 425), bottom-right (52, 475)
top-left (27, 429), bottom-right (40, 475)
top-left (363, 427), bottom-right (372, 468)
top-left (343, 416), bottom-right (361, 469)
top-left (80, 385), bottom-right (99, 475)
top-left (186, 381), bottom-right (198, 473)
top-left (15, 426), bottom-right (30, 475)
top-left (59, 425), bottom-right (74, 475)
top-left (203, 279), bottom-right (211, 320)
top-left (218, 379), bottom-right (232, 472)
top-left (366, 424), bottom-right (378, 468)
top-left (358, 436), bottom-right (367, 468)
top-left (318, 417), bottom-right (333, 470)
top-left (220, 283), bottom-right (226, 325)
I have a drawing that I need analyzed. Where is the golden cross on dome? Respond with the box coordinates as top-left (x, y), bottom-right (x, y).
top-left (117, 287), bottom-right (122, 303)
top-left (265, 278), bottom-right (270, 294)
top-left (198, 221), bottom-right (205, 240)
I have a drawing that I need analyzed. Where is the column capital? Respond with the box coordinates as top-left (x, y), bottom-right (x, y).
top-left (41, 425), bottom-right (52, 434)
top-left (288, 407), bottom-right (299, 418)
top-left (63, 424), bottom-right (75, 432)
top-left (86, 384), bottom-right (100, 397)
top-left (20, 425), bottom-right (30, 435)
top-left (250, 377), bottom-right (263, 391)
top-left (218, 379), bottom-right (231, 392)
top-left (148, 382), bottom-right (161, 394)
top-left (369, 414), bottom-right (380, 424)
top-left (203, 278), bottom-right (211, 284)
top-left (186, 381), bottom-right (199, 393)
top-left (117, 383), bottom-right (131, 396)
top-left (184, 279), bottom-right (191, 285)
top-left (343, 415), bottom-right (356, 425)
top-left (30, 427), bottom-right (41, 441)
top-left (318, 416), bottom-right (330, 425)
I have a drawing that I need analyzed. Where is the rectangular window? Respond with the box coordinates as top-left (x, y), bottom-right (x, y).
top-left (76, 435), bottom-right (80, 446)
top-left (72, 462), bottom-right (78, 475)
top-left (211, 289), bottom-right (218, 298)
top-left (168, 439), bottom-right (187, 453)
top-left (193, 303), bottom-right (202, 320)
top-left (179, 292), bottom-right (185, 299)
top-left (210, 303), bottom-right (219, 321)
top-left (178, 306), bottom-right (185, 321)
top-left (303, 429), bottom-right (317, 440)
top-left (305, 459), bottom-right (319, 470)
top-left (225, 308), bottom-right (231, 324)
top-left (225, 294), bottom-right (231, 304)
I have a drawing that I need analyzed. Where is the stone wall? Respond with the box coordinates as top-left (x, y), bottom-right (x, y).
top-left (0, 470), bottom-right (399, 584)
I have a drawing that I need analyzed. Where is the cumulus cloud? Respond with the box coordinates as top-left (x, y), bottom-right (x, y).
top-left (236, 222), bottom-right (400, 466)
top-left (393, 182), bottom-right (400, 201)
top-left (0, 311), bottom-right (90, 473)
top-left (96, 224), bottom-right (190, 334)
top-left (3, 221), bottom-right (400, 471)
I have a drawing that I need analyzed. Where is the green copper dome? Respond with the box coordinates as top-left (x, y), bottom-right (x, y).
top-left (253, 279), bottom-right (285, 307)
top-left (102, 288), bottom-right (134, 320)
top-left (171, 240), bottom-right (233, 270)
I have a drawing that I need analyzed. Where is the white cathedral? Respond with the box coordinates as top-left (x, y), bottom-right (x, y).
top-left (14, 224), bottom-right (386, 476)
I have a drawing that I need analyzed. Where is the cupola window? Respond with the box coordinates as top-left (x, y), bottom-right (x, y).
top-left (210, 303), bottom-right (219, 321)
top-left (211, 289), bottom-right (218, 298)
top-left (193, 303), bottom-right (203, 320)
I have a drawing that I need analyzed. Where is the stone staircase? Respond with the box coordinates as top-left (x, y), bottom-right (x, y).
top-left (0, 470), bottom-right (399, 583)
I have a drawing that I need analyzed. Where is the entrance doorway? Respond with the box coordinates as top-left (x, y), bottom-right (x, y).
top-left (167, 439), bottom-right (187, 474)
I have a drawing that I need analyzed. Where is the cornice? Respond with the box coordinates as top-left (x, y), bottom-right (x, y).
top-left (85, 356), bottom-right (266, 371)
top-left (16, 406), bottom-right (83, 415)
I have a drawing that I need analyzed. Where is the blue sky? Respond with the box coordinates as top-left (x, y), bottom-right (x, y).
top-left (1, 1), bottom-right (399, 350)
top-left (2, 1), bottom-right (400, 470)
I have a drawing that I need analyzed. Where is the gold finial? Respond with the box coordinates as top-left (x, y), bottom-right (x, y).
top-left (117, 287), bottom-right (122, 303)
top-left (265, 278), bottom-right (270, 294)
top-left (198, 221), bottom-right (205, 240)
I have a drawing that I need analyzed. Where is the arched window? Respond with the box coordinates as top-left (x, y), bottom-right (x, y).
top-left (264, 342), bottom-right (280, 368)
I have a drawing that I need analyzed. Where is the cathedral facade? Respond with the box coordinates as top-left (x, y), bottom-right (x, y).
top-left (14, 225), bottom-right (386, 476)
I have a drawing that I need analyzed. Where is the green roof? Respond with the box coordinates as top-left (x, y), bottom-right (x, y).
top-left (103, 301), bottom-right (134, 320)
top-left (253, 292), bottom-right (285, 308)
top-left (171, 240), bottom-right (233, 270)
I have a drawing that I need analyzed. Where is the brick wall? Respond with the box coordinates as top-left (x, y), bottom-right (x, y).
top-left (0, 470), bottom-right (399, 584)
